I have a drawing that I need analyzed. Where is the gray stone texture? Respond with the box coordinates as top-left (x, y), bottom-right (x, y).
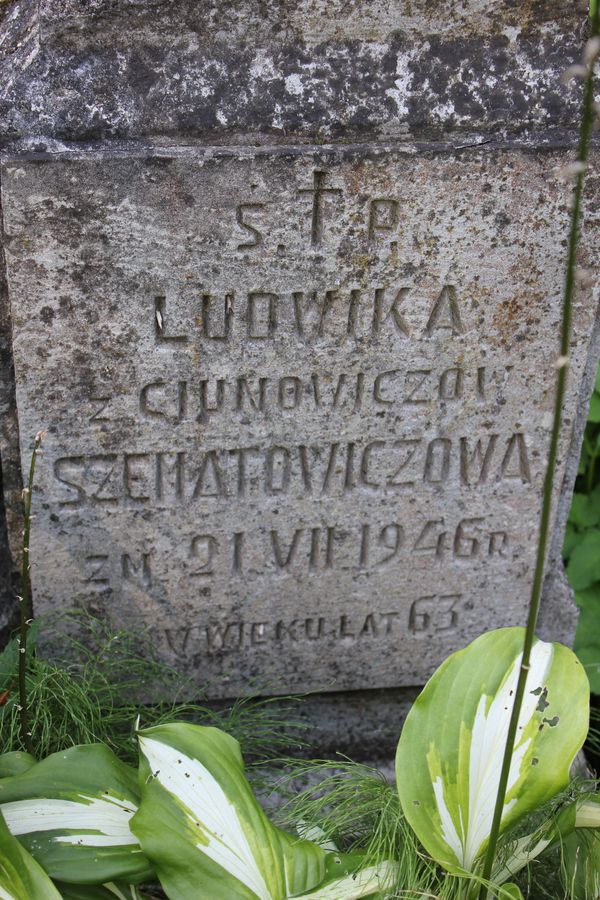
top-left (0, 1), bottom-right (591, 144)
top-left (0, 0), bottom-right (598, 753)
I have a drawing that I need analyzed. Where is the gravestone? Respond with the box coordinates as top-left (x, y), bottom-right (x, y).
top-left (0, 0), bottom-right (598, 754)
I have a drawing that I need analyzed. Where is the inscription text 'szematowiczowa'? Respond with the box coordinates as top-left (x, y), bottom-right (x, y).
top-left (2, 148), bottom-right (596, 696)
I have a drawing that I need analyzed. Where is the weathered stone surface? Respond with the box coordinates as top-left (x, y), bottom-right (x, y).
top-left (0, 2), bottom-right (599, 753)
top-left (0, 0), bottom-right (589, 144)
top-left (2, 140), bottom-right (597, 697)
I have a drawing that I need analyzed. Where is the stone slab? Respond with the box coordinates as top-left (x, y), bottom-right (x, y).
top-left (2, 141), bottom-right (598, 698)
top-left (0, 0), bottom-right (588, 144)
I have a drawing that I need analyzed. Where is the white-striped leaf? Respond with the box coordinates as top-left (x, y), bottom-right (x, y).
top-left (0, 744), bottom-right (153, 885)
top-left (396, 628), bottom-right (589, 873)
top-left (563, 829), bottom-right (600, 898)
top-left (0, 808), bottom-right (62, 900)
top-left (294, 860), bottom-right (400, 898)
top-left (131, 723), bottom-right (335, 898)
top-left (561, 793), bottom-right (600, 898)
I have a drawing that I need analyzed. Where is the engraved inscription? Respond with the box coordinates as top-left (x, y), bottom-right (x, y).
top-left (150, 284), bottom-right (468, 345)
top-left (164, 593), bottom-right (463, 659)
top-left (298, 170), bottom-right (342, 245)
top-left (236, 203), bottom-right (264, 249)
top-left (79, 517), bottom-right (510, 589)
top-left (53, 432), bottom-right (532, 507)
top-left (136, 364), bottom-right (510, 423)
top-left (6, 152), bottom-right (583, 697)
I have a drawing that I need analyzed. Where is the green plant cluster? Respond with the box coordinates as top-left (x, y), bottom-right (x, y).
top-left (0, 627), bottom-right (598, 899)
top-left (0, 611), bottom-right (308, 776)
top-left (564, 364), bottom-right (600, 694)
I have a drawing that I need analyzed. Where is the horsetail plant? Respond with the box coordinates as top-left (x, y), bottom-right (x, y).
top-left (17, 430), bottom-right (45, 757)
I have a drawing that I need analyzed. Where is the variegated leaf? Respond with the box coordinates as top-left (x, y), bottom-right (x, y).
top-left (293, 859), bottom-right (400, 898)
top-left (56, 881), bottom-right (149, 899)
top-left (396, 628), bottom-right (589, 872)
top-left (0, 808), bottom-right (62, 899)
top-left (0, 744), bottom-right (153, 885)
top-left (132, 723), bottom-right (330, 899)
top-left (561, 793), bottom-right (600, 898)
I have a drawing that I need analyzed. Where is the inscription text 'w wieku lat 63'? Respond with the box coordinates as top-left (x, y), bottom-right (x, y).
top-left (2, 146), bottom-right (597, 696)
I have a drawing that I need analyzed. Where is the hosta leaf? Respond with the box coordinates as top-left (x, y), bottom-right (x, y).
top-left (493, 803), bottom-right (576, 884)
top-left (578, 444), bottom-right (590, 475)
top-left (576, 793), bottom-right (600, 829)
top-left (0, 744), bottom-right (153, 885)
top-left (396, 628), bottom-right (589, 873)
top-left (132, 723), bottom-right (328, 899)
top-left (56, 882), bottom-right (149, 899)
top-left (559, 793), bottom-right (600, 898)
top-left (0, 808), bottom-right (62, 899)
top-left (562, 828), bottom-right (600, 898)
top-left (0, 751), bottom-right (37, 778)
top-left (293, 860), bottom-right (400, 898)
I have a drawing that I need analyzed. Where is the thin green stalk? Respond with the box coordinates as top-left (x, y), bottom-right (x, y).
top-left (18, 431), bottom-right (44, 756)
top-left (477, 12), bottom-right (600, 898)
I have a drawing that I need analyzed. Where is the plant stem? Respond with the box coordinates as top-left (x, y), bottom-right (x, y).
top-left (477, 11), bottom-right (600, 898)
top-left (17, 431), bottom-right (44, 756)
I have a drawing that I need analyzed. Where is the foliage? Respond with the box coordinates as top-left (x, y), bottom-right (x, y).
top-left (0, 629), bottom-right (597, 899)
top-left (396, 629), bottom-right (589, 875)
top-left (0, 743), bottom-right (152, 885)
top-left (0, 722), bottom-right (396, 900)
top-left (131, 722), bottom-right (389, 899)
top-left (0, 808), bottom-right (62, 899)
top-left (564, 365), bottom-right (600, 694)
top-left (0, 611), bottom-right (307, 770)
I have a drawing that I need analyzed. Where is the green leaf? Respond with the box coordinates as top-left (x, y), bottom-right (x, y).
top-left (0, 621), bottom-right (40, 697)
top-left (0, 751), bottom-right (37, 778)
top-left (132, 723), bottom-right (329, 899)
top-left (0, 743), bottom-right (153, 885)
top-left (396, 628), bottom-right (589, 873)
top-left (562, 828), bottom-right (600, 898)
top-left (569, 493), bottom-right (600, 529)
top-left (564, 522), bottom-right (579, 560)
top-left (56, 882), bottom-right (149, 899)
top-left (574, 584), bottom-right (600, 614)
top-left (0, 637), bottom-right (19, 693)
top-left (574, 607), bottom-right (600, 693)
top-left (589, 393), bottom-right (600, 424)
top-left (493, 803), bottom-right (577, 884)
top-left (567, 530), bottom-right (600, 590)
top-left (293, 860), bottom-right (399, 898)
top-left (0, 808), bottom-right (62, 899)
top-left (499, 885), bottom-right (524, 900)
top-left (576, 793), bottom-right (600, 829)
top-left (578, 444), bottom-right (590, 475)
